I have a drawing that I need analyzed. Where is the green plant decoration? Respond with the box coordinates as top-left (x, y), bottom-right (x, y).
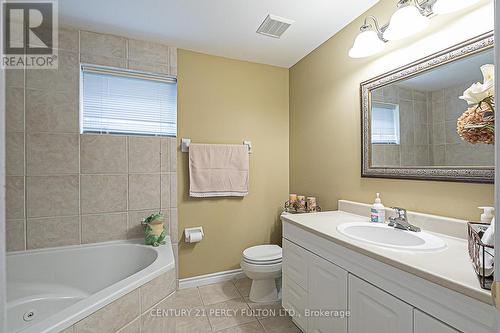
top-left (142, 212), bottom-right (166, 247)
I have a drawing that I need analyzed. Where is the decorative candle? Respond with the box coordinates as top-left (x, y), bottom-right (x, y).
top-left (297, 195), bottom-right (306, 210)
top-left (307, 197), bottom-right (317, 211)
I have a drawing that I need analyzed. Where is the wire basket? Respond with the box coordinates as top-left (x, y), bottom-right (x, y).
top-left (467, 222), bottom-right (494, 290)
top-left (284, 201), bottom-right (322, 214)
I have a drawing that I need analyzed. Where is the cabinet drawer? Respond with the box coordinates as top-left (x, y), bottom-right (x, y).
top-left (283, 238), bottom-right (308, 289)
top-left (282, 274), bottom-right (308, 332)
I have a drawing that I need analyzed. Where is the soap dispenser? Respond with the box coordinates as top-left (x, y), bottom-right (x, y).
top-left (479, 206), bottom-right (494, 224)
top-left (371, 193), bottom-right (385, 223)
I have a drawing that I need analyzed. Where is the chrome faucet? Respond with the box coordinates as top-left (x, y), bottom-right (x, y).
top-left (388, 207), bottom-right (421, 232)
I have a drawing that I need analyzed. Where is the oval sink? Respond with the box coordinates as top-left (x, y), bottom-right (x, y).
top-left (337, 222), bottom-right (446, 251)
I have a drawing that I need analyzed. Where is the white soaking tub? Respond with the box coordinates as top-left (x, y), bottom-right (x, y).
top-left (7, 238), bottom-right (175, 333)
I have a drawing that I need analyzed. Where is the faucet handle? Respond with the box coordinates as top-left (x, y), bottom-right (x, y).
top-left (392, 207), bottom-right (407, 219)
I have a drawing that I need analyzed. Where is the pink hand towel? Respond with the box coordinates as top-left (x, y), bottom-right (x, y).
top-left (189, 144), bottom-right (249, 197)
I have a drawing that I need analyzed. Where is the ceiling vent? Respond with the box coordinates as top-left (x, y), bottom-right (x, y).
top-left (256, 14), bottom-right (294, 38)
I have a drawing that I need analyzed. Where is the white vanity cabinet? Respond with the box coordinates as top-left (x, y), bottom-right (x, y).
top-left (348, 275), bottom-right (412, 333)
top-left (282, 239), bottom-right (348, 333)
top-left (414, 310), bottom-right (460, 333)
top-left (282, 219), bottom-right (496, 333)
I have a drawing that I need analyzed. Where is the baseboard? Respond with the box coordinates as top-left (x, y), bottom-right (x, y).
top-left (178, 268), bottom-right (245, 289)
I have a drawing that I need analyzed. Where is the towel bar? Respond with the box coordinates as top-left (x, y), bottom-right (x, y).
top-left (181, 138), bottom-right (252, 154)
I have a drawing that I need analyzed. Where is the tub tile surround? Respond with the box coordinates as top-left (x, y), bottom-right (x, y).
top-left (5, 27), bottom-right (178, 254)
top-left (57, 277), bottom-right (298, 333)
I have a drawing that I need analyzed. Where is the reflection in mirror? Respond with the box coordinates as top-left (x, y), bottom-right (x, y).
top-left (370, 48), bottom-right (494, 169)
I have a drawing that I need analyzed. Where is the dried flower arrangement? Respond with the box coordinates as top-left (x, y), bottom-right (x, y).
top-left (457, 64), bottom-right (495, 145)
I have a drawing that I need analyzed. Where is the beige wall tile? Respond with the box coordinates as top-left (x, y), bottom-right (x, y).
top-left (168, 47), bottom-right (177, 76)
top-left (128, 60), bottom-right (169, 75)
top-left (81, 213), bottom-right (127, 244)
top-left (80, 53), bottom-right (127, 69)
top-left (26, 88), bottom-right (78, 133)
top-left (169, 137), bottom-right (177, 171)
top-left (6, 87), bottom-right (24, 132)
top-left (81, 135), bottom-right (128, 174)
top-left (6, 132), bottom-right (24, 176)
top-left (27, 133), bottom-right (79, 175)
top-left (128, 174), bottom-right (160, 210)
top-left (27, 176), bottom-right (79, 218)
top-left (6, 176), bottom-right (24, 219)
top-left (58, 27), bottom-right (79, 52)
top-left (160, 138), bottom-right (171, 173)
top-left (128, 39), bottom-right (169, 64)
top-left (6, 219), bottom-right (25, 251)
top-left (128, 137), bottom-right (161, 173)
top-left (169, 172), bottom-right (177, 208)
top-left (75, 289), bottom-right (140, 333)
top-left (81, 175), bottom-right (128, 214)
top-left (169, 208), bottom-right (178, 244)
top-left (140, 268), bottom-right (176, 311)
top-left (80, 31), bottom-right (127, 59)
top-left (27, 216), bottom-right (80, 249)
top-left (160, 287), bottom-right (202, 309)
top-left (160, 174), bottom-right (170, 209)
top-left (26, 51), bottom-right (78, 92)
top-left (6, 68), bottom-right (25, 88)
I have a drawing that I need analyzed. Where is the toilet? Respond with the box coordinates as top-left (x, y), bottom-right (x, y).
top-left (240, 244), bottom-right (282, 303)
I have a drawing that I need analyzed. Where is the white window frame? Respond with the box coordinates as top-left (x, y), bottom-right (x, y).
top-left (371, 102), bottom-right (400, 145)
top-left (79, 64), bottom-right (177, 137)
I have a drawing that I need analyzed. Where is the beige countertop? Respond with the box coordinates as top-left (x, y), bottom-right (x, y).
top-left (281, 209), bottom-right (492, 305)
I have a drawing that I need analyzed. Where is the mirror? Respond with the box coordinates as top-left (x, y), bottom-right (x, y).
top-left (361, 33), bottom-right (494, 183)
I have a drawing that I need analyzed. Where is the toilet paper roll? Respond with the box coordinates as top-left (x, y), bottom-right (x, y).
top-left (187, 230), bottom-right (203, 243)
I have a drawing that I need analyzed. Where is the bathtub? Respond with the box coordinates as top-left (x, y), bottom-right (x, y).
top-left (7, 238), bottom-right (175, 333)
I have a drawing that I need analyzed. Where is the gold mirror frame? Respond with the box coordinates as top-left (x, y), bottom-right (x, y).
top-left (361, 32), bottom-right (494, 183)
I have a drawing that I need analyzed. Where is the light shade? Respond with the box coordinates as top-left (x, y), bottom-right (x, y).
top-left (433, 0), bottom-right (480, 15)
top-left (349, 30), bottom-right (385, 58)
top-left (383, 5), bottom-right (430, 41)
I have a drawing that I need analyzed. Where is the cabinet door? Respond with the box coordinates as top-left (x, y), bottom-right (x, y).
top-left (308, 253), bottom-right (348, 333)
top-left (348, 274), bottom-right (412, 333)
top-left (283, 239), bottom-right (308, 289)
top-left (414, 309), bottom-right (459, 333)
top-left (282, 274), bottom-right (308, 332)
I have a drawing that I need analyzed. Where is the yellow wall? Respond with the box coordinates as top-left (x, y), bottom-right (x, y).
top-left (289, 0), bottom-right (495, 221)
top-left (177, 50), bottom-right (289, 278)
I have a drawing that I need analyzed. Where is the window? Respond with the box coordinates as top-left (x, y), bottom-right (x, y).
top-left (80, 65), bottom-right (177, 137)
top-left (371, 102), bottom-right (400, 144)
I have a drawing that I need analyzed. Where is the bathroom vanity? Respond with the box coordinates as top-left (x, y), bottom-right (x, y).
top-left (281, 200), bottom-right (495, 333)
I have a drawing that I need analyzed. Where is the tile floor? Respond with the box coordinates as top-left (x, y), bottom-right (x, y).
top-left (142, 277), bottom-right (302, 333)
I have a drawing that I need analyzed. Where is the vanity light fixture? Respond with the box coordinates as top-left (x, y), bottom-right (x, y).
top-left (349, 16), bottom-right (386, 58)
top-left (432, 0), bottom-right (480, 15)
top-left (383, 0), bottom-right (430, 41)
top-left (349, 0), bottom-right (480, 58)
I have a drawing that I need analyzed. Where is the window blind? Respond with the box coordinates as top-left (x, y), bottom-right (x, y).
top-left (81, 65), bottom-right (177, 137)
top-left (371, 102), bottom-right (400, 144)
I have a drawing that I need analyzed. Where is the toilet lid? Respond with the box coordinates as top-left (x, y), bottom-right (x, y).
top-left (243, 245), bottom-right (282, 262)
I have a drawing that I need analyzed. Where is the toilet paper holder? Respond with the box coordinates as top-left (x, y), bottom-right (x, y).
top-left (184, 227), bottom-right (204, 243)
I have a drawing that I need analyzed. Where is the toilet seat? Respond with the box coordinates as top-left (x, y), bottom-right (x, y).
top-left (243, 245), bottom-right (282, 264)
